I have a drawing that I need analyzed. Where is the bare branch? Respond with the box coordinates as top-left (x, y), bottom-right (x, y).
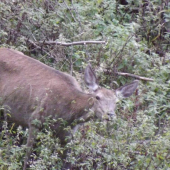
top-left (39, 41), bottom-right (106, 46)
top-left (117, 72), bottom-right (154, 81)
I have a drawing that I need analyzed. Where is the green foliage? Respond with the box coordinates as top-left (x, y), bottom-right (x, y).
top-left (0, 0), bottom-right (170, 169)
top-left (0, 125), bottom-right (26, 170)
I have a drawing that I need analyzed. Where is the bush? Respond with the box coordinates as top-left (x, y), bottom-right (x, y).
top-left (0, 0), bottom-right (170, 169)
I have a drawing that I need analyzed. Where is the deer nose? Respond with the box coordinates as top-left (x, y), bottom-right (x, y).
top-left (107, 112), bottom-right (116, 119)
top-left (107, 112), bottom-right (114, 116)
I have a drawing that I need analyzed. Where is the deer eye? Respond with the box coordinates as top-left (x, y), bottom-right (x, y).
top-left (96, 96), bottom-right (100, 100)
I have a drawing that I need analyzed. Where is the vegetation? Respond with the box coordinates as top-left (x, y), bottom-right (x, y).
top-left (0, 0), bottom-right (170, 169)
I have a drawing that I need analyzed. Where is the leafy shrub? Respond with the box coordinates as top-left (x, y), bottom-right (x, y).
top-left (0, 0), bottom-right (170, 169)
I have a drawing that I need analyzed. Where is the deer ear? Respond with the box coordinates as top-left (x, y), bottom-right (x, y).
top-left (116, 80), bottom-right (139, 98)
top-left (84, 64), bottom-right (99, 91)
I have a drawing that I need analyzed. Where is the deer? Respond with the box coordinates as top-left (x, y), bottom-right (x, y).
top-left (0, 48), bottom-right (139, 170)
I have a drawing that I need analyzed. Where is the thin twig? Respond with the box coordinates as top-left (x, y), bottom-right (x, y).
top-left (117, 72), bottom-right (154, 81)
top-left (63, 0), bottom-right (78, 23)
top-left (109, 34), bottom-right (134, 66)
top-left (70, 0), bottom-right (82, 31)
top-left (39, 40), bottom-right (106, 46)
top-left (24, 37), bottom-right (57, 61)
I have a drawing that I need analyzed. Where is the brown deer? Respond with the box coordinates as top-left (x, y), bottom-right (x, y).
top-left (0, 48), bottom-right (138, 170)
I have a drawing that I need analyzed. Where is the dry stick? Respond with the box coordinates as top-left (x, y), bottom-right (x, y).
top-left (39, 41), bottom-right (106, 46)
top-left (117, 72), bottom-right (154, 81)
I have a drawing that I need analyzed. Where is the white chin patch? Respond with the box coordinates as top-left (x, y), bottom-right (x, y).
top-left (116, 97), bottom-right (120, 103)
top-left (92, 84), bottom-right (99, 91)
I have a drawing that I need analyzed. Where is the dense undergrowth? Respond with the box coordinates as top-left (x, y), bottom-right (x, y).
top-left (0, 0), bottom-right (170, 169)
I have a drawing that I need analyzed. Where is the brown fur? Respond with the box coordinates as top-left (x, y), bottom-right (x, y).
top-left (0, 48), bottom-right (94, 127)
